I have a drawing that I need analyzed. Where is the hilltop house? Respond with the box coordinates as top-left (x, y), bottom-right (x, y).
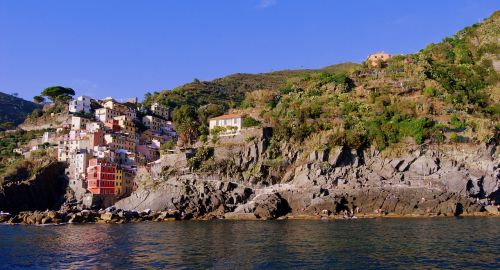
top-left (69, 96), bottom-right (93, 113)
top-left (209, 114), bottom-right (242, 136)
top-left (367, 52), bottom-right (391, 67)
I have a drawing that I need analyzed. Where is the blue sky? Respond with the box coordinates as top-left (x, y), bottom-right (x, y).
top-left (0, 1), bottom-right (498, 101)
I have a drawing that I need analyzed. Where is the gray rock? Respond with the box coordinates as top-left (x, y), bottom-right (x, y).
top-left (409, 156), bottom-right (439, 175)
top-left (484, 205), bottom-right (499, 214)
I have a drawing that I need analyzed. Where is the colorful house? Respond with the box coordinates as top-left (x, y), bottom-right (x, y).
top-left (86, 158), bottom-right (117, 195)
top-left (115, 168), bottom-right (124, 196)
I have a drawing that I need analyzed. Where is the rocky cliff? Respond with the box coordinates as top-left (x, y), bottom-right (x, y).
top-left (0, 162), bottom-right (68, 214)
top-left (115, 128), bottom-right (499, 219)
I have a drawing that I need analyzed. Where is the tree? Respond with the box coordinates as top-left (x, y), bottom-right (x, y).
top-left (197, 104), bottom-right (224, 126)
top-left (33, 96), bottom-right (45, 104)
top-left (173, 105), bottom-right (199, 146)
top-left (41, 86), bottom-right (75, 102)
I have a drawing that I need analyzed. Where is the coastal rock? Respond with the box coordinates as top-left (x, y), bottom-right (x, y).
top-left (229, 193), bottom-right (290, 220)
top-left (253, 193), bottom-right (290, 219)
top-left (409, 156), bottom-right (439, 175)
top-left (484, 205), bottom-right (499, 215)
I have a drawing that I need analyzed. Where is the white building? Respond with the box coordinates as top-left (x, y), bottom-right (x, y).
top-left (42, 131), bottom-right (56, 144)
top-left (57, 141), bottom-right (70, 162)
top-left (69, 96), bottom-right (93, 113)
top-left (71, 116), bottom-right (91, 130)
top-left (85, 122), bottom-right (103, 133)
top-left (209, 114), bottom-right (242, 136)
top-left (95, 108), bottom-right (120, 123)
top-left (92, 146), bottom-right (115, 160)
top-left (71, 150), bottom-right (91, 181)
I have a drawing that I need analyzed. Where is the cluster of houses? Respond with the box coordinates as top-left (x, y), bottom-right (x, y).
top-left (13, 91), bottom-right (249, 208)
top-left (51, 95), bottom-right (176, 203)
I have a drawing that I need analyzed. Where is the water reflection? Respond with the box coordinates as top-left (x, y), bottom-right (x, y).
top-left (0, 218), bottom-right (499, 269)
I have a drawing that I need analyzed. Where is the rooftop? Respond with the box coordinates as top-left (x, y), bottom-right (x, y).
top-left (209, 114), bottom-right (243, 121)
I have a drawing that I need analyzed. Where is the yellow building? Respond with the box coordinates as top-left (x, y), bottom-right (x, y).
top-left (115, 168), bottom-right (124, 196)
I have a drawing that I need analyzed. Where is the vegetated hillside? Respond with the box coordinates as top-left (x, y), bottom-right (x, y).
top-left (146, 11), bottom-right (498, 152)
top-left (0, 92), bottom-right (40, 130)
top-left (143, 62), bottom-right (360, 110)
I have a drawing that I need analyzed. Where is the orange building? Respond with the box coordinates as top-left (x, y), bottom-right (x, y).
top-left (86, 159), bottom-right (116, 195)
top-left (367, 52), bottom-right (391, 67)
top-left (105, 119), bottom-right (121, 132)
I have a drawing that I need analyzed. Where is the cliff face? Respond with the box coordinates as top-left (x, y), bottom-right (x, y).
top-left (116, 128), bottom-right (499, 219)
top-left (0, 162), bottom-right (68, 214)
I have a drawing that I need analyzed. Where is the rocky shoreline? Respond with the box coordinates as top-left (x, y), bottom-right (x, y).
top-left (1, 201), bottom-right (499, 226)
top-left (1, 130), bottom-right (498, 225)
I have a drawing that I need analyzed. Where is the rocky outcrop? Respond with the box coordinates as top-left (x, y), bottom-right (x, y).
top-left (115, 128), bottom-right (499, 220)
top-left (115, 177), bottom-right (254, 219)
top-left (0, 162), bottom-right (68, 214)
top-left (227, 193), bottom-right (290, 220)
top-left (6, 128), bottom-right (496, 222)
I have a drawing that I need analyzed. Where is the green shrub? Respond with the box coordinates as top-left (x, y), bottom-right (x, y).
top-left (316, 72), bottom-right (354, 92)
top-left (199, 134), bottom-right (207, 143)
top-left (423, 87), bottom-right (437, 97)
top-left (162, 140), bottom-right (176, 150)
top-left (397, 117), bottom-right (433, 144)
top-left (449, 132), bottom-right (459, 143)
top-left (242, 117), bottom-right (261, 128)
top-left (450, 114), bottom-right (467, 129)
top-left (188, 147), bottom-right (213, 170)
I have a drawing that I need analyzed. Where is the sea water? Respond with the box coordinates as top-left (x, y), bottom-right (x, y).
top-left (0, 218), bottom-right (499, 269)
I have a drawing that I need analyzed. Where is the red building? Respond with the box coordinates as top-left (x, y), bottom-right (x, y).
top-left (87, 158), bottom-right (116, 195)
top-left (89, 129), bottom-right (104, 147)
top-left (105, 119), bottom-right (120, 132)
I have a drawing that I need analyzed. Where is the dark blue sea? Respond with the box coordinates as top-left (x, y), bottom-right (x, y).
top-left (0, 218), bottom-right (499, 269)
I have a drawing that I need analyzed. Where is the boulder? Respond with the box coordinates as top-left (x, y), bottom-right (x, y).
top-left (484, 205), bottom-right (499, 215)
top-left (100, 212), bottom-right (115, 221)
top-left (253, 193), bottom-right (290, 219)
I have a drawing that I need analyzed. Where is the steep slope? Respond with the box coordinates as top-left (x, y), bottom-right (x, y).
top-left (0, 92), bottom-right (40, 130)
top-left (115, 12), bottom-right (500, 219)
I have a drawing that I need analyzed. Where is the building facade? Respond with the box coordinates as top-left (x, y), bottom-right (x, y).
top-left (142, 115), bottom-right (168, 132)
top-left (367, 52), bottom-right (391, 67)
top-left (87, 158), bottom-right (116, 195)
top-left (71, 116), bottom-right (91, 130)
top-left (209, 114), bottom-right (242, 136)
top-left (95, 108), bottom-right (120, 123)
top-left (151, 102), bottom-right (170, 120)
top-left (69, 96), bottom-right (93, 113)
